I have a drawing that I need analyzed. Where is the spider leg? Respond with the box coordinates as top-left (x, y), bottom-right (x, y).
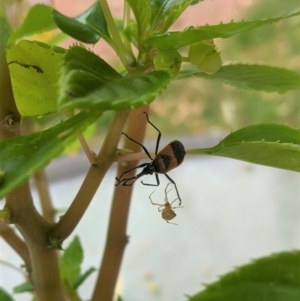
top-left (170, 198), bottom-right (179, 206)
top-left (149, 190), bottom-right (165, 208)
top-left (141, 173), bottom-right (160, 187)
top-left (121, 132), bottom-right (153, 160)
top-left (164, 174), bottom-right (182, 206)
top-left (166, 220), bottom-right (178, 225)
top-left (158, 206), bottom-right (165, 212)
top-left (165, 182), bottom-right (172, 193)
top-left (143, 112), bottom-right (161, 156)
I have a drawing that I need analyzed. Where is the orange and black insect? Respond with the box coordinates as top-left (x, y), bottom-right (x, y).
top-left (115, 112), bottom-right (186, 205)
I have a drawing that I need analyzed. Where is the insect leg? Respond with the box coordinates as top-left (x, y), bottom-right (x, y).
top-left (143, 112), bottom-right (161, 156)
top-left (120, 177), bottom-right (139, 186)
top-left (121, 132), bottom-right (153, 160)
top-left (164, 174), bottom-right (182, 206)
top-left (115, 163), bottom-right (149, 186)
top-left (141, 173), bottom-right (160, 186)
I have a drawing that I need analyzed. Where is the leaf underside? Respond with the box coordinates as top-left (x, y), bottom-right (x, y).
top-left (177, 64), bottom-right (300, 93)
top-left (58, 46), bottom-right (171, 111)
top-left (187, 124), bottom-right (300, 172)
top-left (0, 112), bottom-right (98, 199)
top-left (59, 70), bottom-right (171, 111)
top-left (149, 0), bottom-right (204, 33)
top-left (52, 2), bottom-right (110, 44)
top-left (145, 11), bottom-right (300, 48)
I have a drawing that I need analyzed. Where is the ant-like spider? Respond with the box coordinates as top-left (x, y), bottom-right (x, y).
top-left (149, 183), bottom-right (184, 225)
top-left (115, 112), bottom-right (186, 205)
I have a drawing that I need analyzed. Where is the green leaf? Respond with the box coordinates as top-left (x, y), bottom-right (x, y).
top-left (60, 236), bottom-right (83, 287)
top-left (126, 0), bottom-right (151, 39)
top-left (177, 64), bottom-right (300, 93)
top-left (0, 287), bottom-right (15, 301)
top-left (116, 296), bottom-right (125, 301)
top-left (149, 0), bottom-right (204, 33)
top-left (123, 22), bottom-right (139, 46)
top-left (188, 250), bottom-right (300, 301)
top-left (187, 124), bottom-right (300, 172)
top-left (8, 4), bottom-right (56, 44)
top-left (0, 111), bottom-right (98, 199)
top-left (0, 15), bottom-right (13, 47)
top-left (52, 2), bottom-right (110, 44)
top-left (58, 46), bottom-right (170, 111)
top-left (59, 70), bottom-right (171, 111)
top-left (59, 46), bottom-right (122, 100)
top-left (145, 11), bottom-right (300, 48)
top-left (13, 282), bottom-right (33, 294)
top-left (73, 267), bottom-right (96, 289)
top-left (6, 40), bottom-right (65, 116)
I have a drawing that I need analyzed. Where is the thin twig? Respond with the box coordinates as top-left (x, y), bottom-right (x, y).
top-left (33, 170), bottom-right (56, 223)
top-left (77, 133), bottom-right (97, 165)
top-left (0, 220), bottom-right (31, 268)
top-left (0, 259), bottom-right (27, 275)
top-left (50, 110), bottom-right (130, 242)
top-left (116, 150), bottom-right (153, 162)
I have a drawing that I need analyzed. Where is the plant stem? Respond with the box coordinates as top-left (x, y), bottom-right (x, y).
top-left (116, 150), bottom-right (153, 162)
top-left (98, 0), bottom-right (135, 68)
top-left (63, 109), bottom-right (98, 165)
top-left (77, 133), bottom-right (98, 165)
top-left (92, 105), bottom-right (149, 301)
top-left (123, 1), bottom-right (131, 29)
top-left (34, 170), bottom-right (56, 223)
top-left (50, 110), bottom-right (130, 242)
top-left (0, 220), bottom-right (31, 268)
top-left (6, 182), bottom-right (66, 301)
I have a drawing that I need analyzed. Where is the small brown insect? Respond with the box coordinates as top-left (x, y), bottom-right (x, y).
top-left (149, 183), bottom-right (184, 225)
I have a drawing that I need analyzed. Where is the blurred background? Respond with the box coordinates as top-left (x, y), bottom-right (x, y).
top-left (1, 0), bottom-right (300, 300)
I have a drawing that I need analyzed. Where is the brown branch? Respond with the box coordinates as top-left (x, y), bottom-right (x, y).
top-left (5, 182), bottom-right (66, 301)
top-left (50, 110), bottom-right (130, 242)
top-left (0, 220), bottom-right (31, 268)
top-left (33, 170), bottom-right (56, 223)
top-left (116, 150), bottom-right (153, 162)
top-left (92, 105), bottom-right (150, 301)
